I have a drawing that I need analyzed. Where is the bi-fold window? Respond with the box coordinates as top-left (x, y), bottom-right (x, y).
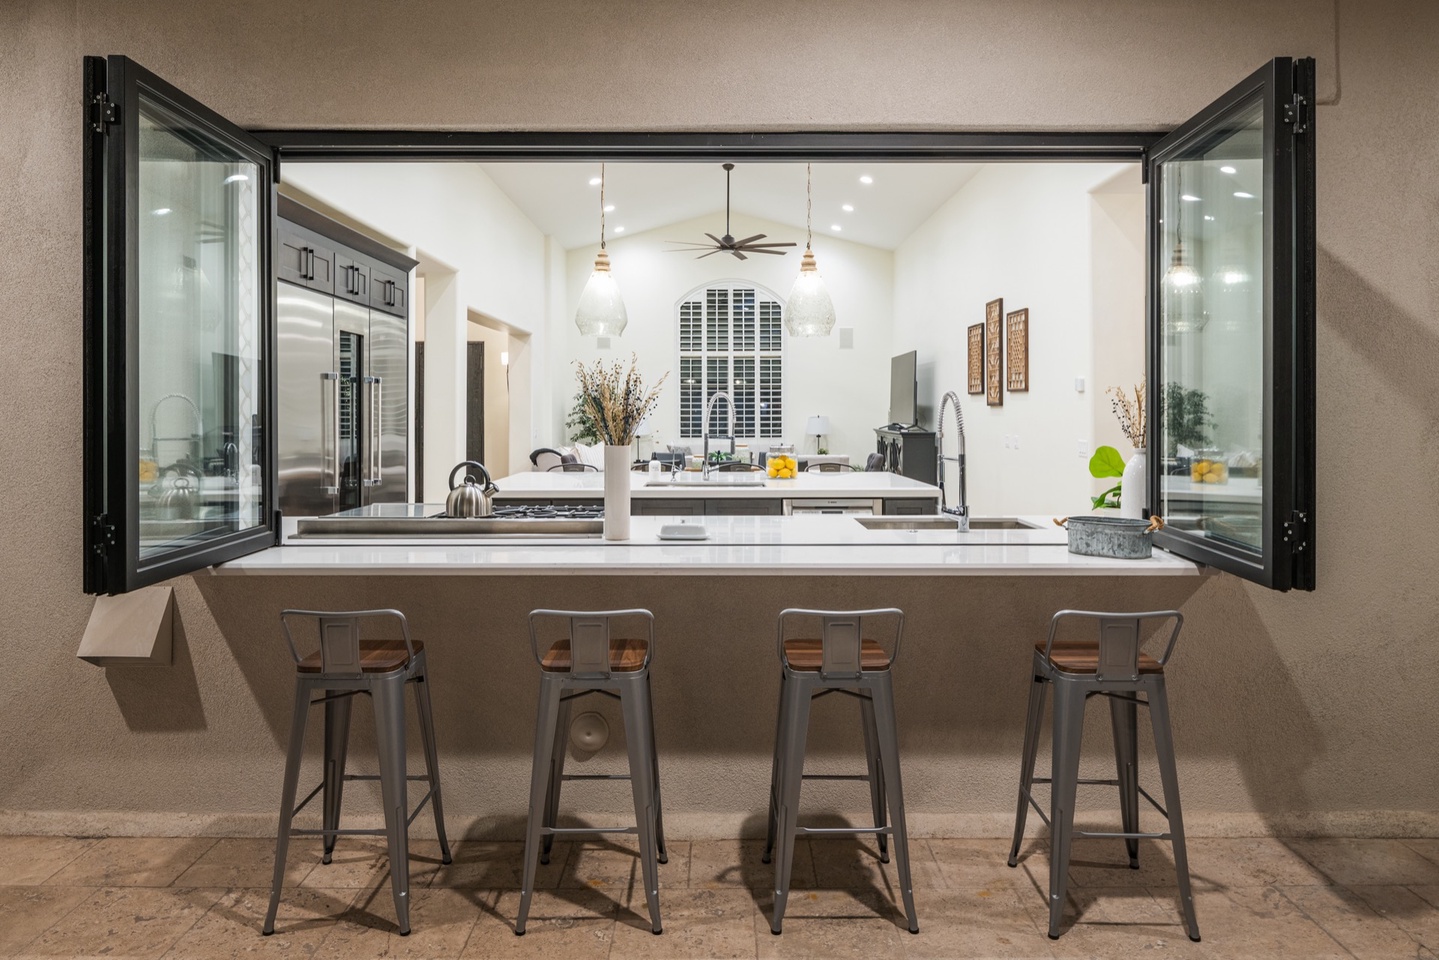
top-left (83, 55), bottom-right (1315, 594)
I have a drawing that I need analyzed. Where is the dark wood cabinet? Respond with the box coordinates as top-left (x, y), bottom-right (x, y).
top-left (334, 251), bottom-right (369, 306)
top-left (883, 498), bottom-right (938, 516)
top-left (277, 222), bottom-right (335, 293)
top-left (874, 427), bottom-right (936, 485)
top-left (707, 499), bottom-right (784, 516)
top-left (369, 260), bottom-right (408, 317)
top-left (634, 498), bottom-right (704, 516)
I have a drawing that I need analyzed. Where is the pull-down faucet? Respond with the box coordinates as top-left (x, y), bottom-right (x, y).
top-left (937, 390), bottom-right (969, 531)
top-left (702, 391), bottom-right (735, 480)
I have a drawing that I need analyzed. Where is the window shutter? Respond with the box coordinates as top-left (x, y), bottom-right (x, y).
top-left (678, 282), bottom-right (785, 440)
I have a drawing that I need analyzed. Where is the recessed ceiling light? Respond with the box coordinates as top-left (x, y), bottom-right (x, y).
top-left (588, 177), bottom-right (602, 186)
top-left (859, 175), bottom-right (873, 185)
top-left (152, 207), bottom-right (172, 216)
top-left (1233, 191), bottom-right (1254, 199)
top-left (603, 204), bottom-right (615, 212)
top-left (614, 225), bottom-right (625, 233)
top-left (1220, 165), bottom-right (1237, 174)
top-left (1181, 194), bottom-right (1201, 202)
top-left (830, 224), bottom-right (843, 231)
top-left (223, 173), bottom-right (249, 184)
top-left (1222, 270), bottom-right (1248, 285)
top-left (842, 203), bottom-right (854, 212)
top-left (1203, 215), bottom-right (1215, 221)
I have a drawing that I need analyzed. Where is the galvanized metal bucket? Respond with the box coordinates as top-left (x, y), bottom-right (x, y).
top-left (1054, 515), bottom-right (1166, 559)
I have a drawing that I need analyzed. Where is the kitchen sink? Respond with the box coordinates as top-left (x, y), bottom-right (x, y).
top-left (644, 476), bottom-right (767, 487)
top-left (853, 516), bottom-right (1037, 531)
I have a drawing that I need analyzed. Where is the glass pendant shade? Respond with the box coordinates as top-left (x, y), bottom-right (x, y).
top-left (1164, 241), bottom-right (1201, 288)
top-left (785, 248), bottom-right (836, 337)
top-left (575, 250), bottom-right (628, 336)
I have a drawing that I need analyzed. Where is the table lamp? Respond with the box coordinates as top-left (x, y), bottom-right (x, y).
top-left (805, 415), bottom-right (831, 454)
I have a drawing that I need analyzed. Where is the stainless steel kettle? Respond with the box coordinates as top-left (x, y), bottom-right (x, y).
top-left (446, 461), bottom-right (498, 518)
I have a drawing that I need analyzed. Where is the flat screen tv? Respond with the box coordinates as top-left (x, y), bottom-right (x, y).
top-left (888, 350), bottom-right (918, 428)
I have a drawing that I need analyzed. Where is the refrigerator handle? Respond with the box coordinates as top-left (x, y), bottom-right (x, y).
top-left (320, 371), bottom-right (340, 494)
top-left (364, 376), bottom-right (382, 486)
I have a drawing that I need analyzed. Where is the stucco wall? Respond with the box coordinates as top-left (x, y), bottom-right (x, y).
top-left (4, 0), bottom-right (1438, 839)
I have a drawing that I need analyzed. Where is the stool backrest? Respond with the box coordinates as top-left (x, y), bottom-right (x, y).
top-left (529, 608), bottom-right (655, 678)
top-left (777, 607), bottom-right (905, 679)
top-left (280, 609), bottom-right (414, 675)
top-left (1043, 609), bottom-right (1184, 681)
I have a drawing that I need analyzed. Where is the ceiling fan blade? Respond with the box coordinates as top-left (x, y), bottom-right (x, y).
top-left (695, 249), bottom-right (725, 259)
top-left (732, 250), bottom-right (748, 261)
top-left (741, 241), bottom-right (798, 249)
top-left (705, 233), bottom-right (727, 247)
top-left (732, 234), bottom-right (767, 247)
top-left (745, 248), bottom-right (790, 255)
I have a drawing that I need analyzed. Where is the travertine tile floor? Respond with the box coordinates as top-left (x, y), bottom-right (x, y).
top-left (4, 833), bottom-right (1439, 959)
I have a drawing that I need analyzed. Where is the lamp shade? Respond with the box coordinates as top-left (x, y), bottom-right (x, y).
top-left (575, 250), bottom-right (628, 337)
top-left (805, 415), bottom-right (830, 437)
top-left (785, 249), bottom-right (836, 337)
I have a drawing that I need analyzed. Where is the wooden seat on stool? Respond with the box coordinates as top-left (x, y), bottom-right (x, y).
top-left (541, 637), bottom-right (648, 672)
top-left (296, 639), bottom-right (424, 674)
top-left (1036, 640), bottom-right (1163, 675)
top-left (783, 638), bottom-right (891, 671)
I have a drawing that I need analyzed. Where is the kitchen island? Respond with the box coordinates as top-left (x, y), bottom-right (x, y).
top-left (215, 510), bottom-right (1204, 578)
top-left (487, 469), bottom-right (942, 516)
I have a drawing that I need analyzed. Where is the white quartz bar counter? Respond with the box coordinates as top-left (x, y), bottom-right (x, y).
top-left (490, 470), bottom-right (940, 500)
top-left (214, 514), bottom-right (1204, 578)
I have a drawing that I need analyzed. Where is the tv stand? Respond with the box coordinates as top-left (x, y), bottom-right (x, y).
top-left (874, 425), bottom-right (936, 485)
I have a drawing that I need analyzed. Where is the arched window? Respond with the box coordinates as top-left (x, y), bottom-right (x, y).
top-left (677, 282), bottom-right (785, 439)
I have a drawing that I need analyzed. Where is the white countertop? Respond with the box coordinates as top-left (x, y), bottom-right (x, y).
top-left (214, 513), bottom-right (1204, 578)
top-left (492, 470), bottom-right (940, 500)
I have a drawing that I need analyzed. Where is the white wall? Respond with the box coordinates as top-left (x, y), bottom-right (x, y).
top-left (893, 163), bottom-right (1143, 517)
top-left (555, 212), bottom-right (894, 462)
top-left (280, 163), bottom-right (549, 495)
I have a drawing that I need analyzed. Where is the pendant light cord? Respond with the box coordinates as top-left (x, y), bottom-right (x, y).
top-left (599, 162), bottom-right (606, 251)
top-left (805, 163), bottom-right (813, 251)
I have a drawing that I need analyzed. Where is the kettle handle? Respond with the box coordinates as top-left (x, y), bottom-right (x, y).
top-left (449, 460), bottom-right (497, 493)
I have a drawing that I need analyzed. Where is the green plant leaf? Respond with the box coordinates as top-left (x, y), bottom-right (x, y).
top-left (1089, 445), bottom-right (1126, 479)
top-left (1090, 483), bottom-right (1122, 510)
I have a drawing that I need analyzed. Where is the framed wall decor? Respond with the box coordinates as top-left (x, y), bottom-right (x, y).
top-left (984, 297), bottom-right (1004, 406)
top-left (1006, 308), bottom-right (1029, 392)
top-left (967, 323), bottom-right (984, 395)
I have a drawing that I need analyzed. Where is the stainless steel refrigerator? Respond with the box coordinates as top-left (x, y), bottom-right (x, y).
top-left (277, 282), bottom-right (408, 517)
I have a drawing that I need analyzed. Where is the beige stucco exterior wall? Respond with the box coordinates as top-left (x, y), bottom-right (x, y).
top-left (2, 0), bottom-right (1436, 839)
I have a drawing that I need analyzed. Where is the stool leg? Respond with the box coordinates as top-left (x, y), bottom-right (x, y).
top-left (1008, 674), bottom-right (1048, 868)
top-left (1109, 694), bottom-right (1140, 869)
top-left (771, 675), bottom-right (813, 935)
top-left (517, 677), bottom-right (562, 935)
top-left (645, 674), bottom-right (668, 865)
top-left (372, 676), bottom-right (412, 936)
top-left (762, 671), bottom-right (787, 866)
top-left (870, 675), bottom-right (918, 934)
top-left (621, 678), bottom-right (663, 934)
top-left (540, 697), bottom-right (571, 865)
top-left (412, 672), bottom-right (452, 865)
top-left (321, 693), bottom-right (353, 865)
top-left (264, 677), bottom-right (312, 936)
top-left (1046, 681), bottom-right (1086, 940)
top-left (1149, 682), bottom-right (1200, 942)
top-left (860, 693), bottom-right (889, 863)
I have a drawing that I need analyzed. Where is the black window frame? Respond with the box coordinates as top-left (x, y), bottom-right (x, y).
top-left (83, 55), bottom-right (278, 595)
top-left (1144, 57), bottom-right (1316, 591)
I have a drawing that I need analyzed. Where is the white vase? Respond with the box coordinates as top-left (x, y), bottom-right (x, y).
top-left (603, 444), bottom-right (632, 540)
top-left (1120, 448), bottom-right (1147, 520)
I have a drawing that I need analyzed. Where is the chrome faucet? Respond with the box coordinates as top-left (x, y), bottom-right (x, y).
top-left (701, 391), bottom-right (735, 480)
top-left (937, 390), bottom-right (969, 531)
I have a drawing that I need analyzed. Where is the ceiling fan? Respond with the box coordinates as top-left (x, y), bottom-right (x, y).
top-left (666, 163), bottom-right (797, 260)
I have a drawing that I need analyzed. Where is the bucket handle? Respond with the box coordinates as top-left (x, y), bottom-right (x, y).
top-left (1053, 515), bottom-right (1166, 532)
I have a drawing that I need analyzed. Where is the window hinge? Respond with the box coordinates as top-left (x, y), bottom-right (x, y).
top-left (88, 91), bottom-right (118, 133)
top-left (1283, 93), bottom-right (1309, 135)
top-left (1282, 510), bottom-right (1310, 552)
top-left (91, 514), bottom-right (116, 554)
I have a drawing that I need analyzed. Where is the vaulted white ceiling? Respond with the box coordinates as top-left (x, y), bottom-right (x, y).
top-left (478, 162), bottom-right (984, 252)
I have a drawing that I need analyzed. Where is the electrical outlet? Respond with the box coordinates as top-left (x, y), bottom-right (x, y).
top-left (1013, 434), bottom-right (1021, 450)
top-left (1078, 439), bottom-right (1089, 457)
top-left (1075, 377), bottom-right (1086, 393)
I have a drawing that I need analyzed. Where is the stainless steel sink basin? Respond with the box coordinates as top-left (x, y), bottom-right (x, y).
top-left (644, 477), bottom-right (767, 487)
top-left (853, 516), bottom-right (1035, 531)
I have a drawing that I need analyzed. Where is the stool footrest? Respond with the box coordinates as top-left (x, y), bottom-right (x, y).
top-left (561, 774), bottom-right (632, 781)
top-left (1021, 781), bottom-right (1170, 820)
top-left (286, 783), bottom-right (437, 833)
top-left (341, 775), bottom-right (433, 783)
top-left (802, 774), bottom-right (872, 782)
top-left (1076, 829), bottom-right (1173, 841)
top-left (796, 826), bottom-right (895, 837)
top-left (291, 826), bottom-right (388, 837)
top-left (542, 826), bottom-right (638, 836)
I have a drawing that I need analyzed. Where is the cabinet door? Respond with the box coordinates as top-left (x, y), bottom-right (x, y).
top-left (369, 261), bottom-right (409, 316)
top-left (634, 499), bottom-right (704, 516)
top-left (334, 250), bottom-right (370, 306)
top-left (277, 223), bottom-right (334, 294)
top-left (84, 56), bottom-right (276, 594)
top-left (883, 499), bottom-right (937, 516)
top-left (706, 499), bottom-right (783, 516)
top-left (1146, 58), bottom-right (1316, 592)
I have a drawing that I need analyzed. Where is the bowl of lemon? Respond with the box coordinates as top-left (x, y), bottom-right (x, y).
top-left (766, 444), bottom-right (798, 479)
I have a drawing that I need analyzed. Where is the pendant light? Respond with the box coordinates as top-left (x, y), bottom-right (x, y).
top-left (575, 163), bottom-right (628, 336)
top-left (785, 163), bottom-right (837, 337)
top-left (1163, 168), bottom-right (1200, 289)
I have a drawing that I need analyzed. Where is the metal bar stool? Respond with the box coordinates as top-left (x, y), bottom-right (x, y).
top-left (1007, 609), bottom-right (1199, 942)
top-left (517, 609), bottom-right (666, 936)
top-left (762, 608), bottom-right (919, 935)
top-left (264, 609), bottom-right (452, 936)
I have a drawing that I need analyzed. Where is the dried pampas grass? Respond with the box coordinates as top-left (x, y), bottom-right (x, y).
top-left (574, 355), bottom-right (668, 446)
